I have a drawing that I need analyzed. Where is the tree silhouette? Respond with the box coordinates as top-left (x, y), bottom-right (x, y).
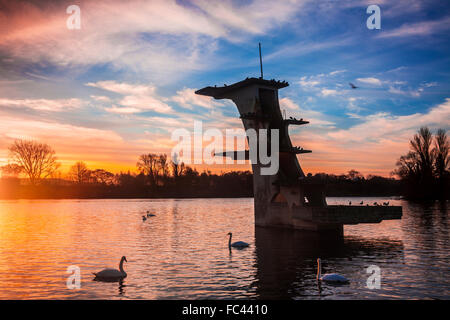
top-left (137, 153), bottom-right (160, 186)
top-left (68, 161), bottom-right (91, 184)
top-left (394, 127), bottom-right (449, 199)
top-left (8, 140), bottom-right (60, 185)
top-left (171, 153), bottom-right (185, 179)
top-left (0, 163), bottom-right (23, 178)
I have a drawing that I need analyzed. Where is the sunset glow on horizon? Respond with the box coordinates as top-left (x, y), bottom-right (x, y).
top-left (1, 0), bottom-right (449, 178)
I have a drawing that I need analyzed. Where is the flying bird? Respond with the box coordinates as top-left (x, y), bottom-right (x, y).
top-left (349, 82), bottom-right (359, 89)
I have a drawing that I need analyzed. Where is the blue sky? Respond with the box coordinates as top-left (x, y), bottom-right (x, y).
top-left (0, 0), bottom-right (449, 175)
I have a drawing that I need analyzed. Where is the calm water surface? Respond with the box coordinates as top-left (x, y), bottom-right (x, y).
top-left (0, 197), bottom-right (448, 299)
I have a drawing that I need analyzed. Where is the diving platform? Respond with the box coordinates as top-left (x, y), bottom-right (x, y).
top-left (196, 75), bottom-right (402, 235)
top-left (282, 147), bottom-right (312, 154)
top-left (284, 118), bottom-right (309, 126)
top-left (214, 150), bottom-right (250, 160)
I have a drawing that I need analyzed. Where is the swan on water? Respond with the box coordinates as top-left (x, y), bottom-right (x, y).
top-left (146, 211), bottom-right (156, 217)
top-left (316, 258), bottom-right (349, 283)
top-left (93, 256), bottom-right (127, 282)
top-left (228, 232), bottom-right (249, 249)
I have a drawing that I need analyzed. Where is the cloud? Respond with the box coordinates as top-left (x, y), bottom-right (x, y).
top-left (298, 77), bottom-right (320, 88)
top-left (171, 88), bottom-right (223, 110)
top-left (292, 98), bottom-right (450, 176)
top-left (346, 97), bottom-right (364, 112)
top-left (0, 98), bottom-right (84, 111)
top-left (0, 0), bottom-right (311, 82)
top-left (388, 81), bottom-right (436, 97)
top-left (357, 77), bottom-right (382, 86)
top-left (87, 81), bottom-right (172, 113)
top-left (104, 106), bottom-right (142, 114)
top-left (328, 98), bottom-right (450, 143)
top-left (377, 16), bottom-right (450, 38)
top-left (0, 116), bottom-right (124, 164)
top-left (90, 95), bottom-right (111, 102)
top-left (320, 89), bottom-right (340, 97)
top-left (297, 71), bottom-right (347, 97)
top-left (279, 97), bottom-right (334, 127)
top-left (329, 70), bottom-right (346, 76)
top-left (266, 37), bottom-right (351, 61)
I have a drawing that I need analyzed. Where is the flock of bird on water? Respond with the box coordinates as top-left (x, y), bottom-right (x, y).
top-left (93, 208), bottom-right (355, 284)
top-left (348, 201), bottom-right (390, 206)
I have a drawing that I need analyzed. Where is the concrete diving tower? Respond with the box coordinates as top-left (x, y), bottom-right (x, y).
top-left (196, 77), bottom-right (402, 235)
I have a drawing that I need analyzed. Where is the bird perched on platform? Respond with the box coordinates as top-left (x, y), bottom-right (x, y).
top-left (383, 202), bottom-right (389, 206)
top-left (349, 82), bottom-right (359, 89)
top-left (316, 258), bottom-right (349, 284)
top-left (349, 201), bottom-right (352, 205)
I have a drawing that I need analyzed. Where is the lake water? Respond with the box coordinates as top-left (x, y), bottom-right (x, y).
top-left (0, 197), bottom-right (448, 299)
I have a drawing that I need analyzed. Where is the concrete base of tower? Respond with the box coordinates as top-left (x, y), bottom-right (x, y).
top-left (254, 202), bottom-right (401, 234)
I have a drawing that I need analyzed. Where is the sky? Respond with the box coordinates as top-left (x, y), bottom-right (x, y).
top-left (0, 0), bottom-right (449, 177)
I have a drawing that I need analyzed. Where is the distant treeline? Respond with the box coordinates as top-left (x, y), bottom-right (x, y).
top-left (1, 125), bottom-right (448, 200)
top-left (0, 168), bottom-right (402, 199)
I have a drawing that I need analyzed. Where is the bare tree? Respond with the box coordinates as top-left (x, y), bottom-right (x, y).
top-left (394, 127), bottom-right (449, 199)
top-left (158, 154), bottom-right (169, 179)
top-left (8, 140), bottom-right (60, 185)
top-left (347, 169), bottom-right (363, 180)
top-left (433, 128), bottom-right (449, 180)
top-left (137, 153), bottom-right (159, 186)
top-left (0, 163), bottom-right (23, 178)
top-left (68, 161), bottom-right (91, 184)
top-left (410, 127), bottom-right (434, 181)
top-left (90, 169), bottom-right (115, 185)
top-left (394, 151), bottom-right (420, 180)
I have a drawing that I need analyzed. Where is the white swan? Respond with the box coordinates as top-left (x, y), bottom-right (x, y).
top-left (316, 258), bottom-right (349, 283)
top-left (93, 256), bottom-right (127, 282)
top-left (228, 232), bottom-right (249, 249)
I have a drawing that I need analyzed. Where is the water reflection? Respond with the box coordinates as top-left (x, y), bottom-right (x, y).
top-left (118, 280), bottom-right (125, 296)
top-left (253, 227), bottom-right (404, 299)
top-left (0, 198), bottom-right (448, 299)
